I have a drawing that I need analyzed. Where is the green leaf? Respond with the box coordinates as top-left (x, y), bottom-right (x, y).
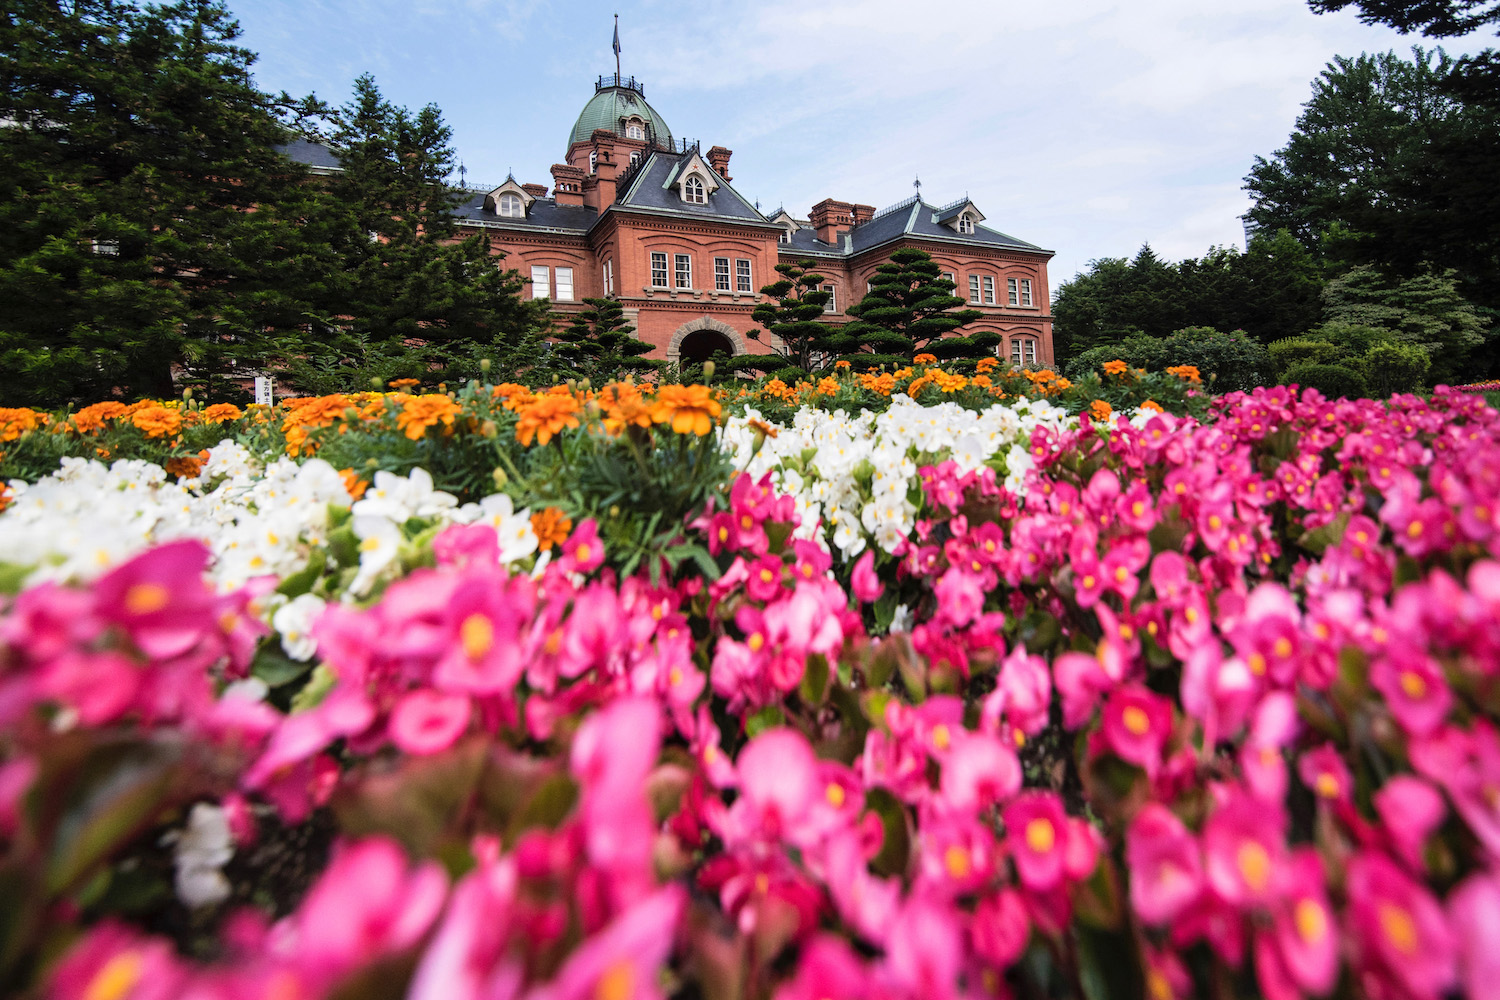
top-left (745, 706), bottom-right (785, 738)
top-left (864, 787), bottom-right (910, 878)
top-left (289, 663), bottom-right (337, 713)
top-left (275, 548), bottom-right (327, 598)
top-left (250, 642), bottom-right (314, 688)
top-left (1296, 510), bottom-right (1351, 555)
top-left (0, 563), bottom-right (32, 596)
top-left (799, 653), bottom-right (829, 705)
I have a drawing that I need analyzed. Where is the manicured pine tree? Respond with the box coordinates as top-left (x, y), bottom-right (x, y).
top-left (835, 247), bottom-right (990, 367)
top-left (733, 259), bottom-right (835, 378)
top-left (551, 297), bottom-right (661, 381)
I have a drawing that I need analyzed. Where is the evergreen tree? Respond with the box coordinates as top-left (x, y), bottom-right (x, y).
top-left (836, 248), bottom-right (987, 367)
top-left (0, 0), bottom-right (325, 405)
top-left (1320, 264), bottom-right (1489, 380)
top-left (737, 259), bottom-right (834, 377)
top-left (551, 297), bottom-right (660, 381)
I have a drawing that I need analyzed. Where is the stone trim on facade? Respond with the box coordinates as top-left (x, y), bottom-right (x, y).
top-left (666, 316), bottom-right (746, 363)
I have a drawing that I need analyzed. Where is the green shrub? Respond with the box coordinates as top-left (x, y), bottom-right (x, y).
top-left (1313, 321), bottom-right (1395, 355)
top-left (1280, 361), bottom-right (1370, 400)
top-left (1355, 341), bottom-right (1432, 396)
top-left (1267, 338), bottom-right (1346, 377)
top-left (1063, 327), bottom-right (1272, 394)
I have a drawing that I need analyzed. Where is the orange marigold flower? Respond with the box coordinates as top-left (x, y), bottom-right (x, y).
top-left (817, 377), bottom-right (840, 396)
top-left (972, 374), bottom-right (993, 389)
top-left (931, 370), bottom-right (968, 392)
top-left (130, 405), bottom-right (182, 439)
top-left (0, 407), bottom-right (46, 441)
top-left (516, 393), bottom-right (582, 446)
top-left (388, 378), bottom-right (421, 389)
top-left (164, 455), bottom-right (203, 479)
top-left (747, 417), bottom-right (779, 439)
top-left (1090, 399), bottom-right (1113, 421)
top-left (976, 357), bottom-right (1000, 374)
top-left (892, 367), bottom-right (914, 380)
top-left (531, 507), bottom-right (573, 552)
top-left (71, 401), bottom-right (129, 433)
top-left (907, 376), bottom-right (932, 397)
top-left (397, 394), bottom-right (463, 440)
top-left (1140, 399), bottom-right (1165, 413)
top-left (1165, 365), bottom-right (1202, 384)
top-left (202, 402), bottom-right (243, 423)
top-left (651, 384), bottom-right (722, 436)
top-left (913, 353), bottom-right (938, 365)
top-left (599, 383), bottom-right (655, 436)
top-left (0, 483), bottom-right (12, 514)
top-left (834, 360), bottom-right (852, 370)
top-left (339, 468), bottom-right (369, 501)
top-left (1102, 360), bottom-right (1129, 376)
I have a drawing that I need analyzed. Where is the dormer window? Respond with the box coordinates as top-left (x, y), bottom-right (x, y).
top-left (684, 176), bottom-right (706, 204)
top-left (624, 117), bottom-right (645, 140)
top-left (484, 178), bottom-right (536, 217)
top-left (498, 193), bottom-right (524, 218)
top-left (778, 230), bottom-right (790, 244)
top-left (957, 213), bottom-right (975, 234)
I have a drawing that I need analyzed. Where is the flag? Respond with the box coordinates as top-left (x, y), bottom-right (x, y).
top-left (613, 21), bottom-right (621, 57)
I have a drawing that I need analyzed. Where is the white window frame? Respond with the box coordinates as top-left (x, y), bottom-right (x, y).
top-left (603, 259), bottom-right (614, 297)
top-left (629, 150), bottom-right (641, 167)
top-left (822, 284), bottom-right (837, 313)
top-left (1011, 338), bottom-right (1037, 366)
top-left (674, 253), bottom-right (692, 289)
top-left (778, 230), bottom-right (790, 244)
top-left (683, 175), bottom-right (706, 204)
top-left (92, 239), bottom-right (120, 256)
top-left (982, 275), bottom-right (995, 305)
top-left (555, 267), bottom-right (574, 302)
top-left (714, 257), bottom-right (731, 291)
top-left (957, 213), bottom-right (975, 234)
top-left (650, 252), bottom-right (668, 288)
top-left (736, 259), bottom-right (752, 293)
top-left (498, 193), bottom-right (524, 218)
top-left (941, 271), bottom-right (956, 286)
top-left (626, 123), bottom-right (644, 140)
top-left (1007, 277), bottom-right (1019, 306)
top-left (588, 151), bottom-right (597, 174)
top-left (1020, 279), bottom-right (1033, 307)
top-left (969, 275), bottom-right (981, 304)
top-left (530, 265), bottom-right (550, 300)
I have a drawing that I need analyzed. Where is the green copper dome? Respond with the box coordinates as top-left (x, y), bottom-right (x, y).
top-left (568, 77), bottom-right (673, 150)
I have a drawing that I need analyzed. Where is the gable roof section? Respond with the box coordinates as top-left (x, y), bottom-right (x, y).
top-left (615, 151), bottom-right (770, 224)
top-left (847, 199), bottom-right (1047, 256)
top-left (453, 191), bottom-right (595, 233)
top-left (276, 138), bottom-right (342, 172)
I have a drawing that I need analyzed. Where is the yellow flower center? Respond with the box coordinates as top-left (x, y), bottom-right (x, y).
top-left (124, 583), bottom-right (169, 615)
top-left (1237, 841), bottom-right (1270, 892)
top-left (932, 724), bottom-right (951, 751)
top-left (1146, 968), bottom-right (1173, 1000)
top-left (594, 960), bottom-right (635, 1000)
top-left (1025, 818), bottom-right (1056, 853)
top-left (1295, 898), bottom-right (1328, 943)
top-left (1315, 773), bottom-right (1340, 799)
top-left (1122, 705), bottom-right (1151, 737)
top-left (1248, 653), bottom-right (1267, 676)
top-left (575, 544), bottom-right (591, 563)
top-left (826, 783), bottom-right (845, 808)
top-left (1400, 671), bottom-right (1428, 699)
top-left (84, 953), bottom-right (144, 1000)
top-left (1273, 637), bottom-right (1292, 658)
top-left (748, 632), bottom-right (764, 652)
top-left (1379, 902), bottom-right (1419, 956)
top-left (945, 845), bottom-right (971, 879)
top-left (460, 614), bottom-right (494, 660)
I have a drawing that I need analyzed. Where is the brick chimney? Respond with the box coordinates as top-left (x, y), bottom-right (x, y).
top-left (583, 131), bottom-right (623, 210)
top-left (706, 145), bottom-right (733, 182)
top-left (851, 203), bottom-right (875, 227)
top-left (810, 198), bottom-right (854, 245)
top-left (551, 164), bottom-right (585, 207)
top-left (521, 182), bottom-right (548, 199)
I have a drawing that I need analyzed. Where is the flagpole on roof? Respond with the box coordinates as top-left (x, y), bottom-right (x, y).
top-left (614, 14), bottom-right (621, 81)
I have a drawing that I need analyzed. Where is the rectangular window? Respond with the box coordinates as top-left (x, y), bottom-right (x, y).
top-left (736, 259), bottom-right (752, 292)
top-left (603, 260), bottom-right (614, 297)
top-left (530, 265), bottom-right (550, 300)
top-left (1020, 279), bottom-right (1033, 307)
top-left (714, 257), bottom-right (731, 291)
top-left (1011, 339), bottom-right (1021, 365)
top-left (969, 275), bottom-right (981, 304)
top-left (1006, 277), bottom-right (1019, 306)
top-left (823, 284), bottom-right (837, 313)
top-left (867, 281), bottom-right (874, 295)
top-left (92, 239), bottom-right (120, 256)
top-left (674, 253), bottom-right (692, 289)
top-left (650, 252), bottom-right (668, 288)
top-left (1011, 339), bottom-right (1037, 365)
top-left (555, 267), bottom-right (574, 302)
top-left (982, 276), bottom-right (995, 305)
top-left (942, 271), bottom-right (955, 285)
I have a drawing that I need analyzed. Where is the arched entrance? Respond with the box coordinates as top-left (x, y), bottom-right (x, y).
top-left (678, 329), bottom-right (735, 364)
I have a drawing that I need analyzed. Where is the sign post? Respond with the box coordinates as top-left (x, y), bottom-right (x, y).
top-left (253, 375), bottom-right (274, 407)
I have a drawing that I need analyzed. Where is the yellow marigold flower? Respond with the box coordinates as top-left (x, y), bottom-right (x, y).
top-left (913, 353), bottom-right (937, 364)
top-left (388, 378), bottom-right (421, 389)
top-left (0, 407), bottom-right (46, 441)
top-left (1090, 399), bottom-right (1113, 421)
top-left (1140, 399), bottom-right (1165, 413)
top-left (651, 384), bottom-right (722, 436)
top-left (130, 405), bottom-right (182, 439)
top-left (516, 393), bottom-right (582, 446)
top-left (396, 394), bottom-right (462, 440)
top-left (202, 403), bottom-right (243, 424)
top-left (72, 401), bottom-right (129, 433)
top-left (530, 507), bottom-right (573, 552)
top-left (1103, 360), bottom-right (1128, 375)
top-left (1166, 365), bottom-right (1202, 384)
top-left (976, 357), bottom-right (999, 374)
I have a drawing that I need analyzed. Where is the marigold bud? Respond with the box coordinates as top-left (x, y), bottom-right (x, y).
top-left (480, 358), bottom-right (492, 374)
top-left (480, 419), bottom-right (498, 438)
top-left (492, 467), bottom-right (507, 489)
top-left (370, 376), bottom-right (383, 390)
top-left (702, 361), bottom-right (716, 382)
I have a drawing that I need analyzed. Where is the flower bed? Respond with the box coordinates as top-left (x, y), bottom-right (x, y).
top-left (2, 382), bottom-right (1499, 1000)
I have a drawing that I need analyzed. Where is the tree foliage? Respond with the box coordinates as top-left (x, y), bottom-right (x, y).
top-left (732, 259), bottom-right (834, 378)
top-left (835, 248), bottom-right (988, 367)
top-left (551, 297), bottom-right (660, 382)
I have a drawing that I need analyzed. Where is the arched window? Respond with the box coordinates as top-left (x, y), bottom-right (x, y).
top-left (629, 150), bottom-right (641, 167)
top-left (498, 193), bottom-right (524, 218)
top-left (588, 151), bottom-right (598, 174)
top-left (684, 175), bottom-right (706, 204)
top-left (625, 121), bottom-right (644, 140)
top-left (957, 213), bottom-right (976, 234)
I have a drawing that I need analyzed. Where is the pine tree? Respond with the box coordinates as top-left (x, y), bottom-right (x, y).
top-left (737, 259), bottom-right (834, 377)
top-left (836, 248), bottom-right (988, 367)
top-left (551, 297), bottom-right (661, 381)
top-left (0, 0), bottom-right (325, 405)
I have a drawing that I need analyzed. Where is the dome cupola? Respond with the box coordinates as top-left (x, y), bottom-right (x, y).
top-left (568, 75), bottom-right (674, 151)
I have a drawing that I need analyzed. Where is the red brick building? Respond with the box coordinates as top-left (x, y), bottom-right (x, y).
top-left (297, 75), bottom-right (1056, 368)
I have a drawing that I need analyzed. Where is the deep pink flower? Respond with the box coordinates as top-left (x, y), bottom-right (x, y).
top-left (92, 540), bottom-right (217, 660)
top-left (0, 756), bottom-right (36, 839)
top-left (407, 851), bottom-right (521, 1000)
top-left (1126, 803), bottom-right (1203, 925)
top-left (46, 921), bottom-right (184, 1000)
top-left (1003, 792), bottom-right (1068, 892)
top-left (746, 554), bottom-right (786, 603)
top-left (883, 897), bottom-right (963, 1000)
top-left (558, 517), bottom-right (604, 575)
top-left (244, 687), bottom-right (375, 791)
top-left (971, 887), bottom-right (1029, 969)
top-left (939, 730), bottom-right (1021, 813)
top-left (433, 574), bottom-right (531, 694)
top-left (1447, 870), bottom-right (1500, 1000)
top-left (1203, 793), bottom-right (1284, 909)
top-left (774, 934), bottom-right (882, 1000)
top-left (530, 885), bottom-right (684, 1000)
top-left (736, 727), bottom-right (819, 842)
top-left (1268, 849), bottom-right (1338, 996)
top-left (36, 650), bottom-right (141, 726)
top-left (1372, 645), bottom-right (1452, 736)
top-left (851, 550), bottom-right (884, 604)
top-left (1297, 744), bottom-right (1352, 805)
top-left (1100, 685), bottom-right (1173, 777)
top-left (1053, 651), bottom-right (1113, 729)
top-left (389, 689), bottom-right (472, 755)
top-left (1375, 776), bottom-right (1445, 872)
top-left (987, 645), bottom-right (1051, 738)
top-left (933, 567), bottom-right (985, 628)
top-left (1346, 851), bottom-right (1456, 1000)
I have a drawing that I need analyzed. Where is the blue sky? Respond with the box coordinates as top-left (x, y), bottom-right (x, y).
top-left (231, 0), bottom-right (1487, 290)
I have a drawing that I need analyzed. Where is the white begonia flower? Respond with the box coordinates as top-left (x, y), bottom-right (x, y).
top-left (272, 593), bottom-right (327, 661)
top-left (171, 803), bottom-right (234, 909)
top-left (349, 514), bottom-right (402, 596)
top-left (890, 604), bottom-right (915, 634)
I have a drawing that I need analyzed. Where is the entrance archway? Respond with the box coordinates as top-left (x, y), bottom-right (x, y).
top-left (678, 329), bottom-right (735, 364)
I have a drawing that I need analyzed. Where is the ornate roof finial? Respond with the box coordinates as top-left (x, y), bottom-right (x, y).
top-left (913, 174), bottom-right (922, 193)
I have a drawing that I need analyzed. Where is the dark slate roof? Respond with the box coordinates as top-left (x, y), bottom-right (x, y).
top-left (614, 151), bottom-right (771, 224)
top-left (453, 191), bottom-right (596, 233)
top-left (276, 138), bottom-right (342, 171)
top-left (848, 199), bottom-right (1046, 255)
top-left (780, 227), bottom-right (843, 257)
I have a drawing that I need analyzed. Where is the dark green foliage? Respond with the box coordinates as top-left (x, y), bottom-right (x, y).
top-left (0, 0), bottom-right (329, 406)
top-left (1280, 361), bottom-right (1372, 399)
top-left (742, 259), bottom-right (834, 376)
top-left (550, 298), bottom-right (661, 382)
top-left (1319, 264), bottom-right (1489, 381)
top-left (1306, 0), bottom-right (1500, 38)
top-left (835, 248), bottom-right (987, 365)
top-left (1268, 339), bottom-right (1347, 377)
top-left (1355, 340), bottom-right (1433, 394)
top-left (1064, 328), bottom-right (1274, 394)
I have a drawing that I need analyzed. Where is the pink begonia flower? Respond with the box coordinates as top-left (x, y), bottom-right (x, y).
top-left (1240, 692), bottom-right (1299, 803)
top-left (288, 837), bottom-right (448, 983)
top-left (46, 921), bottom-right (185, 1000)
top-left (790, 538), bottom-right (831, 584)
top-left (1372, 645), bottom-right (1452, 736)
top-left (1100, 684), bottom-right (1173, 777)
top-left (389, 689), bottom-right (472, 755)
top-left (560, 583), bottom-right (628, 679)
top-left (532, 886), bottom-right (685, 1000)
top-left (244, 687), bottom-right (375, 790)
top-left (36, 650), bottom-right (141, 727)
top-left (433, 574), bottom-right (533, 694)
top-left (736, 727), bottom-right (819, 842)
top-left (408, 849), bottom-right (522, 1000)
top-left (971, 887), bottom-right (1029, 970)
top-left (1268, 849), bottom-right (1339, 997)
top-left (432, 522), bottom-right (500, 569)
top-left (572, 697), bottom-right (661, 896)
top-left (92, 539), bottom-right (218, 660)
top-left (1203, 792), bottom-right (1284, 909)
top-left (1375, 776), bottom-right (1445, 872)
top-left (851, 550), bottom-right (884, 604)
top-left (883, 897), bottom-right (964, 1000)
top-left (1447, 870), bottom-right (1500, 1000)
top-left (983, 645), bottom-right (1051, 741)
top-left (774, 934), bottom-right (886, 1000)
top-left (1297, 744), bottom-right (1352, 805)
top-left (558, 517), bottom-right (604, 575)
top-left (1126, 803), bottom-right (1203, 925)
top-left (918, 816), bottom-right (997, 897)
top-left (1410, 722), bottom-right (1500, 861)
top-left (1052, 651), bottom-right (1113, 729)
top-left (1346, 851), bottom-right (1457, 1000)
top-left (1003, 792), bottom-right (1069, 892)
top-left (933, 567), bottom-right (984, 628)
top-left (745, 554), bottom-right (786, 603)
top-left (938, 729), bottom-right (1021, 813)
top-left (823, 833), bottom-right (901, 945)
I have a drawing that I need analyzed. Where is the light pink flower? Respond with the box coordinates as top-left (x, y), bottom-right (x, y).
top-left (1126, 803), bottom-right (1203, 925)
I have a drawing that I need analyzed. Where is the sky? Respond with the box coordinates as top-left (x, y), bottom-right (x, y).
top-left (229, 0), bottom-right (1488, 290)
